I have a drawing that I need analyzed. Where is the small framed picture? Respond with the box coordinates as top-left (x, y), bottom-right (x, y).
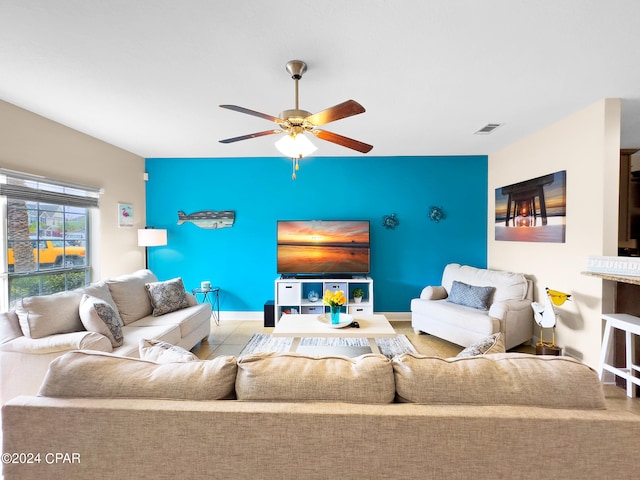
top-left (118, 202), bottom-right (133, 227)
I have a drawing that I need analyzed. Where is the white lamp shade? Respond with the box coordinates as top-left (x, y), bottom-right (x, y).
top-left (275, 133), bottom-right (317, 158)
top-left (137, 228), bottom-right (167, 247)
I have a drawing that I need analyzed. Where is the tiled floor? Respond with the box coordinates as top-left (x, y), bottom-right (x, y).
top-left (193, 318), bottom-right (640, 414)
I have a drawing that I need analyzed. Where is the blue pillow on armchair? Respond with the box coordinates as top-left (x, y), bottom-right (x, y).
top-left (446, 280), bottom-right (494, 311)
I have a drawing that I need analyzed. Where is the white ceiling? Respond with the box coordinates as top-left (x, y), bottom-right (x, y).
top-left (1, 0), bottom-right (640, 159)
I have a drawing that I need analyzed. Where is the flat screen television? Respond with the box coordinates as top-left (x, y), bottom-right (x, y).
top-left (277, 220), bottom-right (370, 277)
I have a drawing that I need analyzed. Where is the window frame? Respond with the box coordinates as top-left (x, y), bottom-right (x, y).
top-left (1, 169), bottom-right (101, 310)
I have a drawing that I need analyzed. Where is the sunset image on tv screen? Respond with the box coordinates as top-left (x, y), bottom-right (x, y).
top-left (277, 220), bottom-right (370, 274)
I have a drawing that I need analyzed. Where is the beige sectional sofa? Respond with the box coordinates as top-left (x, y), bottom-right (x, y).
top-left (0, 269), bottom-right (211, 405)
top-left (411, 263), bottom-right (534, 349)
top-left (3, 350), bottom-right (640, 479)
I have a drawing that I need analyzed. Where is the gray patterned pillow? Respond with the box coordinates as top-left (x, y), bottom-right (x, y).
top-left (144, 277), bottom-right (190, 316)
top-left (79, 294), bottom-right (124, 347)
top-left (446, 280), bottom-right (494, 310)
top-left (456, 333), bottom-right (505, 358)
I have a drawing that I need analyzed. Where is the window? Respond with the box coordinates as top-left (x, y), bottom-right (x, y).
top-left (1, 169), bottom-right (100, 309)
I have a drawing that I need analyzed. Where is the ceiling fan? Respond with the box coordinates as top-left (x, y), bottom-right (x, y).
top-left (219, 60), bottom-right (373, 157)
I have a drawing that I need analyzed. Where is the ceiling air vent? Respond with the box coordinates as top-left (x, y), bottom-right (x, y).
top-left (474, 123), bottom-right (503, 135)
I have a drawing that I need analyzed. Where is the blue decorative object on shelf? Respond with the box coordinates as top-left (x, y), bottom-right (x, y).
top-left (428, 206), bottom-right (446, 222)
top-left (382, 213), bottom-right (399, 230)
top-left (307, 290), bottom-right (320, 302)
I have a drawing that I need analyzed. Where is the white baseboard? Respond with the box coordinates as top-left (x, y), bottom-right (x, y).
top-left (379, 312), bottom-right (411, 321)
top-left (219, 311), bottom-right (412, 321)
top-left (219, 311), bottom-right (264, 321)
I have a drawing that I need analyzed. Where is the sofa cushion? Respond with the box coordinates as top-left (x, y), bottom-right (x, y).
top-left (144, 277), bottom-right (190, 316)
top-left (79, 294), bottom-right (124, 347)
top-left (236, 352), bottom-right (395, 404)
top-left (456, 332), bottom-right (505, 357)
top-left (139, 338), bottom-right (199, 363)
top-left (447, 280), bottom-right (494, 310)
top-left (0, 311), bottom-right (23, 344)
top-left (410, 298), bottom-right (499, 336)
top-left (15, 291), bottom-right (83, 339)
top-left (442, 263), bottom-right (528, 303)
top-left (392, 353), bottom-right (606, 409)
top-left (132, 303), bottom-right (211, 338)
top-left (106, 269), bottom-right (157, 324)
top-left (38, 350), bottom-right (237, 400)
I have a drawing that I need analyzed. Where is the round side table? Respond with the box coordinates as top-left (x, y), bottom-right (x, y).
top-left (192, 287), bottom-right (220, 325)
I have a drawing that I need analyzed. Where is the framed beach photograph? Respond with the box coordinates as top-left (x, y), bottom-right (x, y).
top-left (118, 202), bottom-right (133, 227)
top-left (495, 170), bottom-right (566, 243)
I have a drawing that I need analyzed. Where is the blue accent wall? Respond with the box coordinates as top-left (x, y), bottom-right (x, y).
top-left (145, 155), bottom-right (487, 312)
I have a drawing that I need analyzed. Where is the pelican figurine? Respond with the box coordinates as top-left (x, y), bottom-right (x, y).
top-left (531, 288), bottom-right (571, 348)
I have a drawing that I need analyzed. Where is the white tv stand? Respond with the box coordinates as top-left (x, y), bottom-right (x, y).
top-left (274, 276), bottom-right (373, 323)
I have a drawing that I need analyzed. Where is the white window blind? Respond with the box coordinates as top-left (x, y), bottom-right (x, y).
top-left (0, 169), bottom-right (101, 208)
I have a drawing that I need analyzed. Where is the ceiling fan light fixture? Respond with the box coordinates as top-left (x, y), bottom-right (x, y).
top-left (275, 133), bottom-right (317, 159)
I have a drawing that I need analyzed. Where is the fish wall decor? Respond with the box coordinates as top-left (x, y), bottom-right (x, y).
top-left (177, 210), bottom-right (235, 229)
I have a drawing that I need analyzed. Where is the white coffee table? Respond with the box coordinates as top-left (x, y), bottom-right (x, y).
top-left (272, 313), bottom-right (396, 355)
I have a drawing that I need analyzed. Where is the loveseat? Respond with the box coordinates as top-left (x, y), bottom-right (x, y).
top-left (0, 269), bottom-right (211, 405)
top-left (3, 350), bottom-right (639, 479)
top-left (411, 263), bottom-right (533, 349)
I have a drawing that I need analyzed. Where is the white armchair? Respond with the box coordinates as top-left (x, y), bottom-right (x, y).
top-left (410, 264), bottom-right (534, 350)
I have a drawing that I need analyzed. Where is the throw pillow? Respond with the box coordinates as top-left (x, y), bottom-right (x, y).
top-left (446, 280), bottom-right (494, 310)
top-left (139, 338), bottom-right (199, 363)
top-left (456, 332), bottom-right (505, 358)
top-left (144, 277), bottom-right (190, 316)
top-left (79, 294), bottom-right (124, 348)
top-left (80, 281), bottom-right (120, 312)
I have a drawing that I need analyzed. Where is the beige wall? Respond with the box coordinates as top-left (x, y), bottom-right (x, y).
top-left (0, 100), bottom-right (146, 282)
top-left (488, 99), bottom-right (621, 368)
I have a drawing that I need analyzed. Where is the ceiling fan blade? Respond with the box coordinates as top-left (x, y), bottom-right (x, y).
top-left (219, 130), bottom-right (281, 144)
top-left (219, 105), bottom-right (283, 124)
top-left (305, 100), bottom-right (366, 126)
top-left (313, 129), bottom-right (373, 153)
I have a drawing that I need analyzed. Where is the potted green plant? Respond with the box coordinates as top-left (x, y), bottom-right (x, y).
top-left (352, 288), bottom-right (364, 304)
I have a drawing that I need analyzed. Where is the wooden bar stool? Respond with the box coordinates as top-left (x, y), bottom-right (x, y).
top-left (598, 313), bottom-right (640, 397)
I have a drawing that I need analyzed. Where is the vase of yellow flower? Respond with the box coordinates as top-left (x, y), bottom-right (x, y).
top-left (329, 305), bottom-right (340, 324)
top-left (323, 289), bottom-right (347, 324)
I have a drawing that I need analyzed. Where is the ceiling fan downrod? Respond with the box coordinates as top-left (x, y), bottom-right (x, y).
top-left (283, 60), bottom-right (309, 119)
